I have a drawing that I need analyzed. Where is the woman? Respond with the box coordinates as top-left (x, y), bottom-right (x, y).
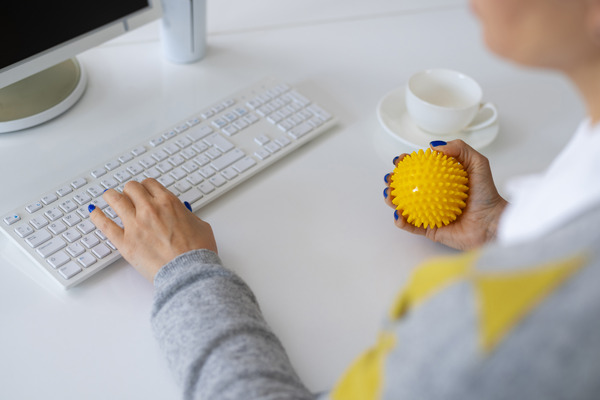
top-left (90, 1), bottom-right (600, 398)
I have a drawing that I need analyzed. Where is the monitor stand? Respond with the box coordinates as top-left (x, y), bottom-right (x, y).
top-left (0, 58), bottom-right (87, 133)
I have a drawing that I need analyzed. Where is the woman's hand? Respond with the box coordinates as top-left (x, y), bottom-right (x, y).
top-left (383, 140), bottom-right (507, 250)
top-left (89, 178), bottom-right (217, 282)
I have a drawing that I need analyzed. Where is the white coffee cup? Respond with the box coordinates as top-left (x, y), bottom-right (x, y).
top-left (405, 69), bottom-right (498, 135)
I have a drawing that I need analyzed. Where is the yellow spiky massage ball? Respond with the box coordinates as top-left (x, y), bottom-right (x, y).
top-left (390, 148), bottom-right (469, 229)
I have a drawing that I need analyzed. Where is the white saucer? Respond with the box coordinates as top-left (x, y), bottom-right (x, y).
top-left (376, 86), bottom-right (499, 150)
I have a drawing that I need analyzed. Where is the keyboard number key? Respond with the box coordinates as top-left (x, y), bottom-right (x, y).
top-left (30, 216), bottom-right (49, 229)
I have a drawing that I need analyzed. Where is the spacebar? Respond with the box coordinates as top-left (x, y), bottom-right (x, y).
top-left (210, 149), bottom-right (245, 171)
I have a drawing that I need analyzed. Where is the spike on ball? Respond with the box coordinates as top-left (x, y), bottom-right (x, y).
top-left (390, 148), bottom-right (469, 228)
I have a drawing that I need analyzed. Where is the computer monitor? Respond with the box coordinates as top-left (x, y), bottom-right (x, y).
top-left (0, 0), bottom-right (162, 134)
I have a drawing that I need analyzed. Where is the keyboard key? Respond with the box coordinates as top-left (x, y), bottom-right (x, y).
top-left (77, 220), bottom-right (96, 234)
top-left (210, 148), bottom-right (245, 171)
top-left (87, 185), bottom-right (104, 198)
top-left (41, 193), bottom-right (58, 205)
top-left (92, 244), bottom-right (111, 259)
top-left (81, 234), bottom-right (100, 249)
top-left (26, 230), bottom-right (52, 248)
top-left (56, 186), bottom-right (73, 197)
top-left (204, 134), bottom-right (235, 152)
top-left (105, 160), bottom-right (121, 171)
top-left (30, 216), bottom-right (49, 229)
top-left (127, 164), bottom-right (144, 176)
top-left (47, 251), bottom-right (70, 269)
top-left (289, 122), bottom-right (313, 139)
top-left (77, 253), bottom-right (97, 268)
top-left (44, 208), bottom-right (64, 221)
top-left (91, 168), bottom-right (107, 178)
top-left (114, 171), bottom-right (132, 183)
top-left (73, 192), bottom-right (92, 205)
top-left (198, 181), bottom-right (215, 195)
top-left (36, 237), bottom-right (67, 258)
top-left (25, 202), bottom-right (43, 214)
top-left (63, 213), bottom-right (82, 227)
top-left (48, 221), bottom-right (67, 235)
top-left (15, 225), bottom-right (34, 238)
top-left (3, 214), bottom-right (20, 225)
top-left (59, 200), bottom-right (78, 213)
top-left (150, 136), bottom-right (165, 147)
top-left (221, 167), bottom-right (238, 180)
top-left (67, 242), bottom-right (85, 257)
top-left (101, 178), bottom-right (118, 189)
top-left (58, 262), bottom-right (82, 279)
top-left (70, 177), bottom-right (87, 189)
top-left (209, 175), bottom-right (227, 187)
top-left (131, 146), bottom-right (147, 156)
top-left (233, 157), bottom-right (257, 173)
top-left (63, 228), bottom-right (82, 243)
top-left (118, 153), bottom-right (134, 163)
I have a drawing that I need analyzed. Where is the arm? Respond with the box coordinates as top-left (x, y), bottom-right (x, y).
top-left (89, 179), bottom-right (313, 400)
top-left (152, 249), bottom-right (313, 400)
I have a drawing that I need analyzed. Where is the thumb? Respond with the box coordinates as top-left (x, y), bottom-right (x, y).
top-left (429, 139), bottom-right (488, 171)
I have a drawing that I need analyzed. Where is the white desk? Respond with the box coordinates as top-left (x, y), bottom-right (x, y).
top-left (0, 1), bottom-right (584, 398)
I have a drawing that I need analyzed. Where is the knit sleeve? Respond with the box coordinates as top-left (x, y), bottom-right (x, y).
top-left (151, 249), bottom-right (314, 400)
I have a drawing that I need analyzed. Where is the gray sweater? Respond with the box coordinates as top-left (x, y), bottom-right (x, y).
top-left (151, 203), bottom-right (600, 400)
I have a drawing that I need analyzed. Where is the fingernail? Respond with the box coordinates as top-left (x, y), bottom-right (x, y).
top-left (184, 201), bottom-right (192, 212)
top-left (384, 173), bottom-right (391, 183)
top-left (392, 156), bottom-right (399, 165)
top-left (88, 204), bottom-right (96, 213)
top-left (430, 140), bottom-right (447, 147)
top-left (383, 188), bottom-right (388, 199)
top-left (394, 210), bottom-right (399, 221)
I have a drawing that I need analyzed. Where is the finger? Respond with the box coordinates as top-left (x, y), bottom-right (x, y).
top-left (393, 153), bottom-right (409, 166)
top-left (103, 188), bottom-right (136, 220)
top-left (430, 139), bottom-right (476, 164)
top-left (141, 178), bottom-right (174, 199)
top-left (384, 187), bottom-right (396, 209)
top-left (89, 204), bottom-right (125, 247)
top-left (393, 209), bottom-right (428, 237)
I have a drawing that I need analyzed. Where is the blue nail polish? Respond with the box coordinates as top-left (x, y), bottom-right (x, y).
top-left (394, 210), bottom-right (399, 221)
top-left (430, 140), bottom-right (447, 147)
top-left (103, 189), bottom-right (108, 193)
top-left (392, 156), bottom-right (399, 165)
top-left (383, 188), bottom-right (388, 199)
top-left (88, 204), bottom-right (96, 213)
top-left (184, 201), bottom-right (192, 212)
top-left (384, 173), bottom-right (391, 183)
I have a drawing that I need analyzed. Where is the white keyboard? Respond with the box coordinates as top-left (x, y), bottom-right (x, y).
top-left (1, 77), bottom-right (336, 289)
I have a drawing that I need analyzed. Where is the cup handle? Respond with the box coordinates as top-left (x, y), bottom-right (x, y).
top-left (465, 102), bottom-right (498, 132)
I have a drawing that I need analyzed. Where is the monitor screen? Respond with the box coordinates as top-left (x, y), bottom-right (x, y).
top-left (1, 1), bottom-right (149, 70)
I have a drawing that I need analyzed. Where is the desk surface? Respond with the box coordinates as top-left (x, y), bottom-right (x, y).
top-left (0, 1), bottom-right (584, 398)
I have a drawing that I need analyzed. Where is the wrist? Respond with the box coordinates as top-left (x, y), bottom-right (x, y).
top-left (484, 197), bottom-right (509, 243)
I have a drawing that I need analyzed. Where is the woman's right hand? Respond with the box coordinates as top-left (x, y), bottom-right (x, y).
top-left (383, 140), bottom-right (508, 251)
